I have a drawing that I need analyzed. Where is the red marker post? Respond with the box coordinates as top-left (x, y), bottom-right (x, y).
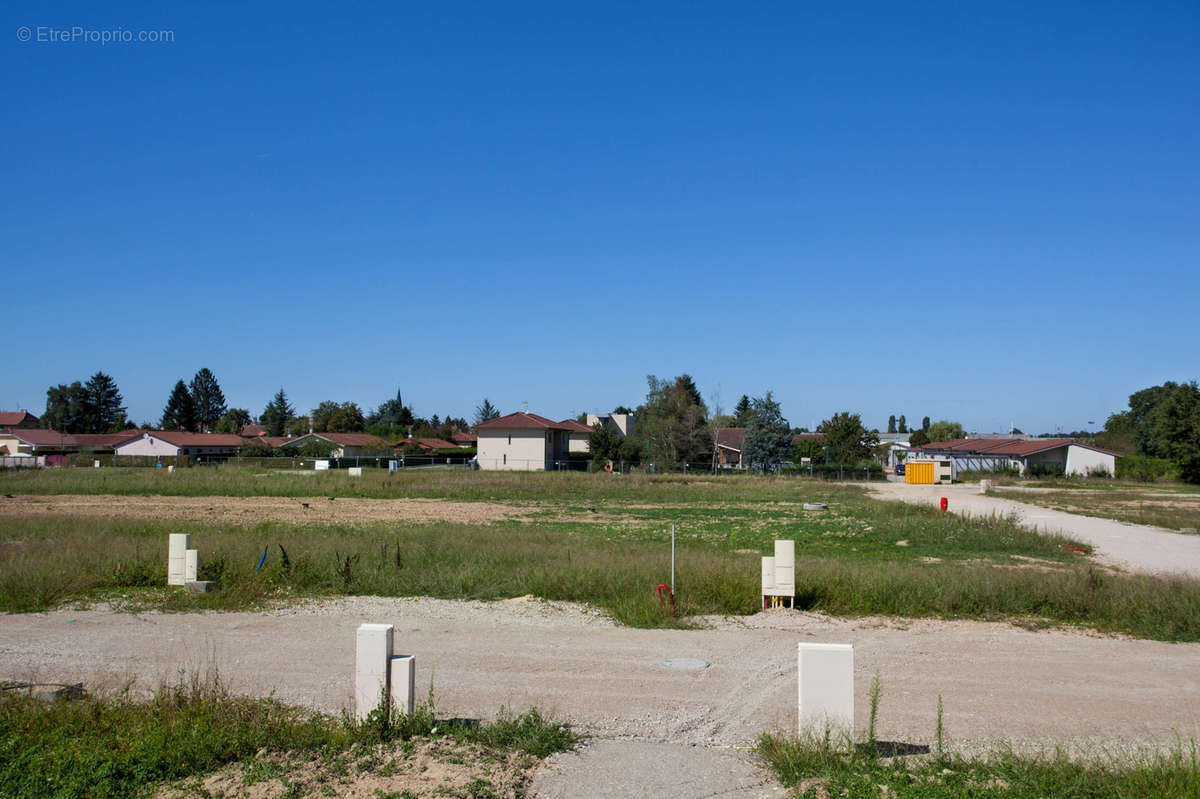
top-left (940, 497), bottom-right (948, 512)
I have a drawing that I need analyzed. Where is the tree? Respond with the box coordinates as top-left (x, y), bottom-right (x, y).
top-left (216, 408), bottom-right (252, 435)
top-left (898, 415), bottom-right (908, 434)
top-left (636, 374), bottom-right (713, 464)
top-left (817, 412), bottom-right (879, 465)
top-left (261, 388), bottom-right (295, 437)
top-left (887, 415), bottom-right (897, 434)
top-left (81, 372), bottom-right (125, 433)
top-left (925, 420), bottom-right (966, 442)
top-left (327, 402), bottom-right (366, 432)
top-left (160, 380), bottom-right (197, 431)
top-left (310, 401), bottom-right (342, 433)
top-left (587, 422), bottom-right (623, 466)
top-left (921, 416), bottom-right (931, 431)
top-left (734, 395), bottom-right (752, 426)
top-left (189, 368), bottom-right (227, 432)
top-left (909, 429), bottom-right (930, 447)
top-left (367, 388), bottom-right (414, 439)
top-left (474, 398), bottom-right (500, 425)
top-left (742, 392), bottom-right (792, 471)
top-left (43, 382), bottom-right (87, 432)
top-left (286, 416), bottom-right (311, 437)
top-left (612, 406), bottom-right (634, 415)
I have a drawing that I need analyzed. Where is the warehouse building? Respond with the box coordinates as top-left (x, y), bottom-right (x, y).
top-left (910, 438), bottom-right (1120, 478)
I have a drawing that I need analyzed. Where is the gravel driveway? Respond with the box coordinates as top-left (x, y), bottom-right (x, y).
top-left (3, 597), bottom-right (1197, 797)
top-left (868, 481), bottom-right (1200, 578)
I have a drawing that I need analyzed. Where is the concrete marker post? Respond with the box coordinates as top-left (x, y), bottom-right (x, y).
top-left (798, 643), bottom-right (854, 736)
top-left (184, 549), bottom-right (199, 582)
top-left (356, 623), bottom-right (394, 721)
top-left (389, 654), bottom-right (416, 716)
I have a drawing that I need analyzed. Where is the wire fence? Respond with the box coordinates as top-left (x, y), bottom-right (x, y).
top-left (2, 452), bottom-right (884, 480)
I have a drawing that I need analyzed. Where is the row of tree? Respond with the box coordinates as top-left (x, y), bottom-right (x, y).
top-left (585, 374), bottom-right (885, 471)
top-left (1103, 381), bottom-right (1200, 483)
top-left (42, 372), bottom-right (127, 433)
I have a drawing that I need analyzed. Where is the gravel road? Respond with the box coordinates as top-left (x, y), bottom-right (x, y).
top-left (867, 481), bottom-right (1200, 578)
top-left (3, 597), bottom-right (1197, 797)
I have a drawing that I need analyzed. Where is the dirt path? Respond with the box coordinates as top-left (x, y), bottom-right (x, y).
top-left (0, 493), bottom-right (518, 525)
top-left (2, 598), bottom-right (1197, 797)
top-left (867, 482), bottom-right (1200, 578)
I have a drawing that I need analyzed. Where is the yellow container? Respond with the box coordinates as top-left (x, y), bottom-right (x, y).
top-left (905, 461), bottom-right (935, 484)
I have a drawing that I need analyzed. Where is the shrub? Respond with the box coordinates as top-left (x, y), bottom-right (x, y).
top-left (1116, 455), bottom-right (1180, 482)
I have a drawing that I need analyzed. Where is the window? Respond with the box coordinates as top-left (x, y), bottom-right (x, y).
top-left (508, 435), bottom-right (511, 445)
top-left (503, 453), bottom-right (507, 465)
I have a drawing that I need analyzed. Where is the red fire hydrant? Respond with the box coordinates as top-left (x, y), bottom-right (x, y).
top-left (940, 497), bottom-right (948, 512)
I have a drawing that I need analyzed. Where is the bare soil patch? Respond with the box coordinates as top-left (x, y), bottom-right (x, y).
top-left (0, 494), bottom-right (519, 525)
top-left (155, 739), bottom-right (537, 799)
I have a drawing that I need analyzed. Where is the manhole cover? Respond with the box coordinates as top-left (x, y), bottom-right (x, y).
top-left (661, 657), bottom-right (709, 670)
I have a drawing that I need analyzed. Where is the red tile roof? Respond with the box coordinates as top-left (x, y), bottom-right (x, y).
top-left (0, 411), bottom-right (39, 427)
top-left (398, 437), bottom-right (459, 450)
top-left (474, 412), bottom-right (575, 431)
top-left (240, 424), bottom-right (268, 437)
top-left (451, 431), bottom-right (478, 444)
top-left (715, 428), bottom-right (745, 450)
top-left (558, 419), bottom-right (593, 433)
top-left (72, 431), bottom-right (143, 449)
top-left (0, 429), bottom-right (79, 447)
top-left (918, 437), bottom-right (1122, 457)
top-left (134, 431), bottom-right (247, 447)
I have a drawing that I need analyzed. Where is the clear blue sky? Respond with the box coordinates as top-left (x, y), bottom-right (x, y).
top-left (4, 2), bottom-right (1197, 434)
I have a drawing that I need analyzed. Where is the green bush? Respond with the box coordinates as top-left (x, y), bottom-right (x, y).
top-left (1116, 456), bottom-right (1180, 482)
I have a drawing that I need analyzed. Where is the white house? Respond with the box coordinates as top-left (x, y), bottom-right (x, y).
top-left (474, 412), bottom-right (575, 470)
top-left (586, 412), bottom-right (633, 437)
top-left (114, 431), bottom-right (245, 458)
top-left (559, 419), bottom-right (593, 454)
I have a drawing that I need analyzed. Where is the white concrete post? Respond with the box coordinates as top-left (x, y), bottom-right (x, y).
top-left (355, 623), bottom-right (394, 721)
top-left (798, 643), bottom-right (854, 735)
top-left (184, 549), bottom-right (199, 582)
top-left (348, 466), bottom-right (363, 477)
top-left (389, 654), bottom-right (416, 716)
top-left (167, 534), bottom-right (191, 586)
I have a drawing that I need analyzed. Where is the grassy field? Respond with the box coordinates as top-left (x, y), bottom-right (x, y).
top-left (4, 468), bottom-right (1200, 639)
top-left (0, 671), bottom-right (573, 799)
top-left (758, 731), bottom-right (1200, 798)
top-left (990, 487), bottom-right (1200, 533)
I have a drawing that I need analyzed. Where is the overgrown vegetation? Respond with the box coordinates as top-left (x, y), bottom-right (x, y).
top-left (0, 672), bottom-right (573, 799)
top-left (4, 487), bottom-right (1200, 639)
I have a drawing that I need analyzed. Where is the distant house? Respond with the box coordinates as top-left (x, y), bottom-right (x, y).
top-left (239, 424), bottom-right (268, 438)
top-left (451, 431), bottom-right (477, 448)
top-left (715, 429), bottom-right (824, 469)
top-left (585, 412), bottom-right (633, 438)
top-left (474, 412), bottom-right (576, 470)
top-left (114, 431), bottom-right (245, 458)
top-left (558, 419), bottom-right (593, 453)
top-left (911, 438), bottom-right (1120, 477)
top-left (0, 411), bottom-right (40, 429)
top-left (397, 437), bottom-right (459, 451)
top-left (280, 432), bottom-right (393, 457)
top-left (0, 428), bottom-right (141, 456)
